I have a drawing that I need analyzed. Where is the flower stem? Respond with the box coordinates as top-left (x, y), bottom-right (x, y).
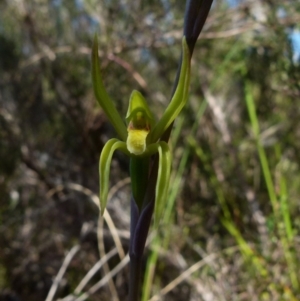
top-left (129, 254), bottom-right (143, 301)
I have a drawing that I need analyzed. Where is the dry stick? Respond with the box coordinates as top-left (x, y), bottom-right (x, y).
top-left (47, 182), bottom-right (127, 260)
top-left (148, 252), bottom-right (218, 301)
top-left (103, 177), bottom-right (131, 260)
top-left (46, 182), bottom-right (128, 301)
top-left (102, 210), bottom-right (126, 259)
top-left (97, 178), bottom-right (131, 301)
top-left (104, 208), bottom-right (126, 259)
top-left (148, 246), bottom-right (241, 301)
top-left (73, 233), bottom-right (156, 301)
top-left (107, 53), bottom-right (148, 90)
top-left (97, 214), bottom-right (120, 301)
top-left (45, 245), bottom-right (80, 301)
top-left (74, 248), bottom-right (118, 294)
top-left (185, 237), bottom-right (227, 301)
top-left (73, 254), bottom-right (131, 301)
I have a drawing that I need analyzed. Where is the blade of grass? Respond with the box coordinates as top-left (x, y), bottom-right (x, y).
top-left (244, 81), bottom-right (278, 215)
top-left (188, 135), bottom-right (268, 277)
top-left (275, 144), bottom-right (294, 241)
top-left (244, 81), bottom-right (299, 290)
top-left (141, 236), bottom-right (160, 301)
top-left (275, 144), bottom-right (298, 290)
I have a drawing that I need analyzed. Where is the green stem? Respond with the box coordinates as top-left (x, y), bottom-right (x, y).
top-left (130, 156), bottom-right (149, 211)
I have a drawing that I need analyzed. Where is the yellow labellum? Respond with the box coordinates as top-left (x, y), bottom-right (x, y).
top-left (127, 129), bottom-right (149, 155)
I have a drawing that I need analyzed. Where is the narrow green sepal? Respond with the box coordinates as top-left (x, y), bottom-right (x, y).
top-left (99, 138), bottom-right (129, 214)
top-left (154, 141), bottom-right (171, 228)
top-left (92, 35), bottom-right (127, 141)
top-left (151, 37), bottom-right (191, 142)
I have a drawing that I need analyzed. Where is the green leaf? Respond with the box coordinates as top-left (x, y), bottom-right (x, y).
top-left (151, 37), bottom-right (191, 143)
top-left (154, 141), bottom-right (171, 228)
top-left (92, 35), bottom-right (127, 141)
top-left (99, 138), bottom-right (129, 214)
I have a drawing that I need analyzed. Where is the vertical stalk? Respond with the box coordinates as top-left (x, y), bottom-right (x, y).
top-left (244, 81), bottom-right (278, 215)
top-left (245, 81), bottom-right (299, 289)
top-left (129, 186), bottom-right (155, 301)
top-left (130, 157), bottom-right (150, 210)
top-left (129, 197), bottom-right (140, 301)
top-left (129, 255), bottom-right (142, 301)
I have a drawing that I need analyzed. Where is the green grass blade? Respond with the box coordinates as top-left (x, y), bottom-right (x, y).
top-left (244, 81), bottom-right (278, 214)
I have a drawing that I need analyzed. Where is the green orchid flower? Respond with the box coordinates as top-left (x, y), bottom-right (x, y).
top-left (92, 35), bottom-right (190, 226)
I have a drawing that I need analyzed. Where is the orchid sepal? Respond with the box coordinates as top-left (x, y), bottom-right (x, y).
top-left (150, 37), bottom-right (191, 143)
top-left (92, 35), bottom-right (127, 141)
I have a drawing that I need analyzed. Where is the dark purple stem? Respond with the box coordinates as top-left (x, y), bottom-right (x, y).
top-left (128, 199), bottom-right (155, 301)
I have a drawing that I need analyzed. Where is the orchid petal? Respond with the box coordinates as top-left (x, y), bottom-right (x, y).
top-left (99, 138), bottom-right (129, 214)
top-left (154, 141), bottom-right (171, 227)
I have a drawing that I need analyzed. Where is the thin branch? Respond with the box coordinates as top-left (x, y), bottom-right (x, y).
top-left (74, 248), bottom-right (118, 294)
top-left (96, 178), bottom-right (131, 301)
top-left (107, 53), bottom-right (148, 90)
top-left (73, 254), bottom-right (130, 301)
top-left (45, 245), bottom-right (80, 301)
top-left (72, 234), bottom-right (156, 301)
top-left (149, 246), bottom-right (240, 301)
top-left (47, 182), bottom-right (129, 260)
top-left (97, 213), bottom-right (120, 301)
top-left (148, 253), bottom-right (217, 301)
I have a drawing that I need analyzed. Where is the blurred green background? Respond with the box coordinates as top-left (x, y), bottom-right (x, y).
top-left (1, 0), bottom-right (300, 300)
